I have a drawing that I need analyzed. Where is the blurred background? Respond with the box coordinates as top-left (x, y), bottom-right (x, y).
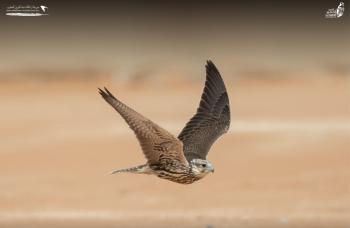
top-left (0, 0), bottom-right (349, 227)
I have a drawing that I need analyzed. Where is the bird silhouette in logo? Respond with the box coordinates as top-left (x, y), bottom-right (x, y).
top-left (40, 6), bottom-right (48, 12)
top-left (99, 61), bottom-right (230, 184)
top-left (337, 2), bottom-right (345, 17)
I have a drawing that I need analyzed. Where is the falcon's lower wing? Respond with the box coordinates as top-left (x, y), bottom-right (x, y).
top-left (99, 87), bottom-right (188, 166)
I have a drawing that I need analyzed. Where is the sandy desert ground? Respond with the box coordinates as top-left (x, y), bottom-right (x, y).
top-left (0, 77), bottom-right (349, 227)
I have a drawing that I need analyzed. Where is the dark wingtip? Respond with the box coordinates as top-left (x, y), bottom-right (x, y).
top-left (98, 87), bottom-right (105, 96)
top-left (206, 60), bottom-right (213, 66)
top-left (206, 60), bottom-right (218, 72)
top-left (205, 60), bottom-right (222, 83)
top-left (104, 87), bottom-right (116, 99)
top-left (98, 87), bottom-right (117, 100)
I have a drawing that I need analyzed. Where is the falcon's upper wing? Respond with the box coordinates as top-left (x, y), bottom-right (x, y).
top-left (178, 61), bottom-right (230, 161)
top-left (99, 88), bottom-right (188, 166)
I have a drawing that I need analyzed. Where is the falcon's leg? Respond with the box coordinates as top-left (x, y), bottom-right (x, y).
top-left (109, 164), bottom-right (153, 175)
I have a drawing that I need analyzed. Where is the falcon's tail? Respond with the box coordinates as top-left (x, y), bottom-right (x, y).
top-left (109, 164), bottom-right (152, 175)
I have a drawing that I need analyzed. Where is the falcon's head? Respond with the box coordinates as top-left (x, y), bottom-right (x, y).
top-left (190, 159), bottom-right (215, 175)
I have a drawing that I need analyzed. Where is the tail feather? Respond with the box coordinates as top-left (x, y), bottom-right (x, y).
top-left (109, 164), bottom-right (151, 175)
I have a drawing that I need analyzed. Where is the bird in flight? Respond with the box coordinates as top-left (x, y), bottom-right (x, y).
top-left (99, 61), bottom-right (230, 184)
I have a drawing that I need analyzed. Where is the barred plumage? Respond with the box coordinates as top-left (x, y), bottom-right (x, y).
top-left (99, 61), bottom-right (230, 184)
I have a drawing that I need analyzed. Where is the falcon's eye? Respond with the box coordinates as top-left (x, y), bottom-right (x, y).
top-left (201, 164), bottom-right (206, 168)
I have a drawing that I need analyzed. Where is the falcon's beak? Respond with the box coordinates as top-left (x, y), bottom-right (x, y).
top-left (208, 165), bottom-right (214, 173)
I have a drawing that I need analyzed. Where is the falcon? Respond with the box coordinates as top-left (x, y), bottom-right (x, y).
top-left (99, 61), bottom-right (230, 184)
